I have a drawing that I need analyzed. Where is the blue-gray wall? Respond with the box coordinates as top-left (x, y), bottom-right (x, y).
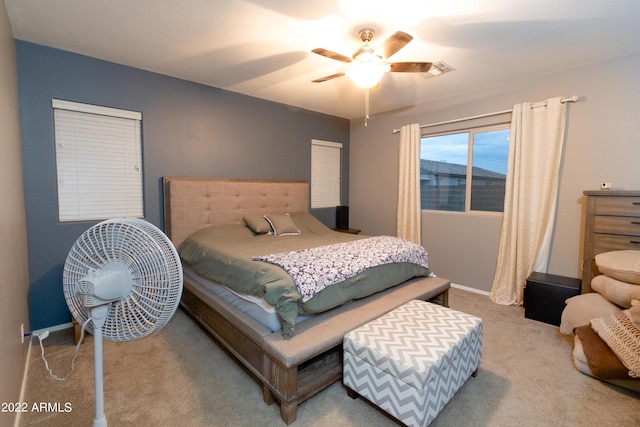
top-left (16, 41), bottom-right (349, 330)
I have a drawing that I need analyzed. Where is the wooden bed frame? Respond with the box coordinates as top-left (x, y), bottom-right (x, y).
top-left (162, 177), bottom-right (451, 424)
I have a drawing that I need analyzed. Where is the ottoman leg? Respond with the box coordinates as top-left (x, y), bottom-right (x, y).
top-left (346, 386), bottom-right (359, 399)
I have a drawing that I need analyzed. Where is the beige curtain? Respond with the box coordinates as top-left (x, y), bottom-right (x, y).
top-left (490, 97), bottom-right (568, 305)
top-left (397, 123), bottom-right (422, 244)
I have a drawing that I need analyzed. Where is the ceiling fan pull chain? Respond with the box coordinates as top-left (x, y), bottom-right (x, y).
top-left (365, 87), bottom-right (370, 127)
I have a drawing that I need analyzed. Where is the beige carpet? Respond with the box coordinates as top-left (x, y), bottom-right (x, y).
top-left (20, 288), bottom-right (639, 427)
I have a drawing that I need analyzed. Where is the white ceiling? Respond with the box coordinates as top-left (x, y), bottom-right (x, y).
top-left (5, 0), bottom-right (640, 119)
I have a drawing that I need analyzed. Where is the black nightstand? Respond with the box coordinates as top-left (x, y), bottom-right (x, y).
top-left (332, 228), bottom-right (361, 234)
top-left (524, 272), bottom-right (581, 326)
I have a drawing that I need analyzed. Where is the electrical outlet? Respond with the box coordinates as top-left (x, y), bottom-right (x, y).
top-left (601, 181), bottom-right (612, 190)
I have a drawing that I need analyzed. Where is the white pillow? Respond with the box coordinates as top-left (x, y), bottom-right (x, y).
top-left (591, 274), bottom-right (640, 309)
top-left (559, 293), bottom-right (622, 334)
top-left (595, 250), bottom-right (640, 285)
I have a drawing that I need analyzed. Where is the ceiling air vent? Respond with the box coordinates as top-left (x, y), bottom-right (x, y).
top-left (420, 60), bottom-right (455, 79)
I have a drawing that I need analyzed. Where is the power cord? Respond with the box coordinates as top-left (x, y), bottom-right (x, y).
top-left (33, 317), bottom-right (92, 381)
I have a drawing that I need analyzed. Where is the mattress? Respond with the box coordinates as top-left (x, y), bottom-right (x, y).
top-left (183, 267), bottom-right (313, 332)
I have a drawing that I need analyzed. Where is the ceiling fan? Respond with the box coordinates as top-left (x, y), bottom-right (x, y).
top-left (311, 28), bottom-right (432, 87)
top-left (312, 28), bottom-right (432, 124)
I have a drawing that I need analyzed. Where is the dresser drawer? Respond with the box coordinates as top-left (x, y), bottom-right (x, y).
top-left (593, 215), bottom-right (640, 236)
top-left (593, 233), bottom-right (640, 254)
top-left (594, 196), bottom-right (640, 216)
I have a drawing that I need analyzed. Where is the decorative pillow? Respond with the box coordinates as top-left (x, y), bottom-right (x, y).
top-left (559, 292), bottom-right (622, 334)
top-left (264, 214), bottom-right (300, 236)
top-left (591, 305), bottom-right (640, 378)
top-left (574, 324), bottom-right (632, 380)
top-left (591, 274), bottom-right (640, 309)
top-left (595, 250), bottom-right (640, 285)
top-left (243, 215), bottom-right (272, 234)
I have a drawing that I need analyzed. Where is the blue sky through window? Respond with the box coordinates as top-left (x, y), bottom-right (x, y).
top-left (421, 129), bottom-right (509, 175)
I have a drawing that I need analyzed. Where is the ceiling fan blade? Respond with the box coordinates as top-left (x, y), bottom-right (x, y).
top-left (311, 48), bottom-right (353, 63)
top-left (389, 62), bottom-right (433, 73)
top-left (312, 72), bottom-right (346, 83)
top-left (377, 31), bottom-right (413, 59)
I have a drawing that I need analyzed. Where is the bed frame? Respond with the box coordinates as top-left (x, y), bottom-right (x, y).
top-left (162, 177), bottom-right (451, 424)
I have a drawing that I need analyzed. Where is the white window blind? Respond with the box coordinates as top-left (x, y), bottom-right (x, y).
top-left (311, 139), bottom-right (342, 208)
top-left (53, 99), bottom-right (143, 222)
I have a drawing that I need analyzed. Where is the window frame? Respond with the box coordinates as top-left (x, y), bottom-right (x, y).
top-left (420, 123), bottom-right (510, 215)
top-left (52, 99), bottom-right (144, 222)
top-left (310, 139), bottom-right (342, 209)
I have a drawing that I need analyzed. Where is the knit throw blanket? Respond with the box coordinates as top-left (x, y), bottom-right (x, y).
top-left (591, 302), bottom-right (640, 378)
top-left (254, 235), bottom-right (428, 302)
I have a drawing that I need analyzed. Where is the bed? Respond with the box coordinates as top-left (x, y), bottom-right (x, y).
top-left (162, 177), bottom-right (451, 424)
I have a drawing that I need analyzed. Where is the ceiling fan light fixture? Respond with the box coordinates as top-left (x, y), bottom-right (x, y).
top-left (346, 59), bottom-right (390, 88)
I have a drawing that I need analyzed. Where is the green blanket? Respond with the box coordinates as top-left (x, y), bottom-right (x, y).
top-left (178, 212), bottom-right (430, 338)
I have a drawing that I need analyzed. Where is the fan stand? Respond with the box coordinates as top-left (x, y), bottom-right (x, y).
top-left (64, 218), bottom-right (183, 427)
top-left (90, 305), bottom-right (110, 427)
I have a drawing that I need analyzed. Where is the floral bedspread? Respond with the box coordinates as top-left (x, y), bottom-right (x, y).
top-left (253, 235), bottom-right (428, 302)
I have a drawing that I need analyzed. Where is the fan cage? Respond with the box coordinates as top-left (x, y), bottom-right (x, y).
top-left (63, 218), bottom-right (183, 342)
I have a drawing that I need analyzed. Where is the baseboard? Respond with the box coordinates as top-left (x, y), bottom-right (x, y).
top-left (451, 283), bottom-right (490, 297)
top-left (14, 341), bottom-right (32, 427)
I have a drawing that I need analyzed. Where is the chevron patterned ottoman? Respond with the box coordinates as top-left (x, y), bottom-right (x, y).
top-left (343, 299), bottom-right (482, 426)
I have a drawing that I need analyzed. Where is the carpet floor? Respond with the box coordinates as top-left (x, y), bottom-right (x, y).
top-left (19, 287), bottom-right (640, 426)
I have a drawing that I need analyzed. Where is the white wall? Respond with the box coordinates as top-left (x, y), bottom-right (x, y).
top-left (349, 54), bottom-right (640, 293)
top-left (0, 2), bottom-right (31, 426)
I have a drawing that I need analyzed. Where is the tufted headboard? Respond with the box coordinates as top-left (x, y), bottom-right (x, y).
top-left (162, 177), bottom-right (309, 247)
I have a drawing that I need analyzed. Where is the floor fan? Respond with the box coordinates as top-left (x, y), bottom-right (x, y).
top-left (63, 218), bottom-right (183, 427)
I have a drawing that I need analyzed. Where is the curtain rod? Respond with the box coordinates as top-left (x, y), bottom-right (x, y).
top-left (392, 95), bottom-right (579, 134)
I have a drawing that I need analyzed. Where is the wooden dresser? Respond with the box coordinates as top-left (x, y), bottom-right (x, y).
top-left (582, 190), bottom-right (640, 292)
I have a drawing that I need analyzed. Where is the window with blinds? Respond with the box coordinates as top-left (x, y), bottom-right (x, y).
top-left (311, 139), bottom-right (342, 208)
top-left (53, 99), bottom-right (143, 222)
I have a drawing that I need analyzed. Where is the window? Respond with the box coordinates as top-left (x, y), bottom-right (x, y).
top-left (53, 99), bottom-right (143, 222)
top-left (311, 139), bottom-right (342, 208)
top-left (420, 125), bottom-right (509, 213)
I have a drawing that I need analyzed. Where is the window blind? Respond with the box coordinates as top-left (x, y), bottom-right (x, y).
top-left (311, 139), bottom-right (342, 208)
top-left (53, 99), bottom-right (143, 222)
